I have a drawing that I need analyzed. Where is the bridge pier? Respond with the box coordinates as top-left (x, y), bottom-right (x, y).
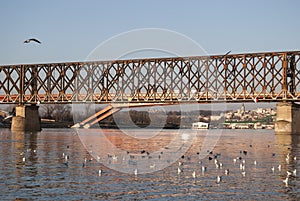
top-left (275, 102), bottom-right (300, 135)
top-left (11, 105), bottom-right (41, 132)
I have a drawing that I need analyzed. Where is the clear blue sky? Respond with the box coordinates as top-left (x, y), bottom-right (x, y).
top-left (0, 0), bottom-right (299, 65)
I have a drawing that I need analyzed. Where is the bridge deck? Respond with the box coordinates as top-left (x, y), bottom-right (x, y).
top-left (0, 92), bottom-right (299, 104)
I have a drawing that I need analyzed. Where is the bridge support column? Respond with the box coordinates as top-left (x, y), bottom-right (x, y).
top-left (275, 102), bottom-right (300, 135)
top-left (11, 105), bottom-right (41, 132)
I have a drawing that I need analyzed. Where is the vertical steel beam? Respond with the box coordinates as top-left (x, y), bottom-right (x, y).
top-left (19, 65), bottom-right (25, 104)
top-left (288, 55), bottom-right (295, 95)
top-left (282, 53), bottom-right (288, 99)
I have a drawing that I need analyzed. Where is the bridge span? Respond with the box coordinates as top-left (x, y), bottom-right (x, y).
top-left (0, 50), bottom-right (300, 104)
top-left (1, 50), bottom-right (300, 133)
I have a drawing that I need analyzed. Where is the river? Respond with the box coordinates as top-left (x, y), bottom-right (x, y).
top-left (0, 128), bottom-right (299, 200)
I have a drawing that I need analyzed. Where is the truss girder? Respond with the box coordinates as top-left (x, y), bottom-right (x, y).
top-left (0, 51), bottom-right (299, 104)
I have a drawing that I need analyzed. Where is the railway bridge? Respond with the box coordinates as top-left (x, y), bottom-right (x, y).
top-left (1, 50), bottom-right (299, 133)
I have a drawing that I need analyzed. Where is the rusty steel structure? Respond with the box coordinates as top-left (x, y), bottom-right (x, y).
top-left (0, 50), bottom-right (299, 104)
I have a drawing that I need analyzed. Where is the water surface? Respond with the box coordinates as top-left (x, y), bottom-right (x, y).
top-left (0, 128), bottom-right (299, 200)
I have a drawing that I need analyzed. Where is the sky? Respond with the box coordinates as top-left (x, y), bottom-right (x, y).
top-left (0, 0), bottom-right (299, 65)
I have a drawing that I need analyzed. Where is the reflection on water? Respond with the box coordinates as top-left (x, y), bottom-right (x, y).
top-left (0, 128), bottom-right (299, 200)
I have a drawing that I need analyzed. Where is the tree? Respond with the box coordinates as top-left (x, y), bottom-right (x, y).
top-left (40, 104), bottom-right (72, 122)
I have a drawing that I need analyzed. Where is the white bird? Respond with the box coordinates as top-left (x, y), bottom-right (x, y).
top-left (294, 156), bottom-right (297, 161)
top-left (134, 168), bottom-right (138, 176)
top-left (271, 166), bottom-right (275, 173)
top-left (283, 177), bottom-right (289, 186)
top-left (293, 169), bottom-right (297, 176)
top-left (216, 175), bottom-right (222, 184)
top-left (254, 160), bottom-right (257, 166)
top-left (287, 171), bottom-right (292, 176)
top-left (240, 163), bottom-right (243, 170)
top-left (24, 38), bottom-right (41, 44)
top-left (225, 169), bottom-right (230, 175)
top-left (201, 166), bottom-right (207, 172)
top-left (178, 167), bottom-right (182, 174)
top-left (98, 169), bottom-right (102, 176)
top-left (97, 156), bottom-right (101, 162)
top-left (286, 154), bottom-right (290, 163)
top-left (278, 164), bottom-right (281, 172)
top-left (150, 164), bottom-right (156, 169)
top-left (215, 163), bottom-right (219, 169)
top-left (22, 157), bottom-right (26, 162)
top-left (192, 171), bottom-right (196, 178)
top-left (241, 171), bottom-right (246, 177)
top-left (233, 158), bottom-right (237, 164)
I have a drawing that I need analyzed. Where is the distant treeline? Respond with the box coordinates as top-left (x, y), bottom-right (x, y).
top-left (98, 109), bottom-right (225, 129)
top-left (1, 104), bottom-right (225, 129)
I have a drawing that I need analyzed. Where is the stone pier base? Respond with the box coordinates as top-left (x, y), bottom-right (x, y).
top-left (11, 105), bottom-right (41, 132)
top-left (275, 102), bottom-right (300, 135)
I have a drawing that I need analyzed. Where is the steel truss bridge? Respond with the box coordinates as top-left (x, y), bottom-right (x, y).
top-left (0, 50), bottom-right (300, 105)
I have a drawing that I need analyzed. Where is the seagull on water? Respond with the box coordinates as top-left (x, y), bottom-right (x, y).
top-left (192, 171), bottom-right (196, 179)
top-left (216, 175), bottom-right (222, 184)
top-left (134, 168), bottom-right (138, 176)
top-left (271, 166), bottom-right (275, 173)
top-left (278, 164), bottom-right (281, 172)
top-left (24, 38), bottom-right (41, 44)
top-left (283, 177), bottom-right (289, 186)
top-left (178, 167), bottom-right (182, 174)
top-left (150, 164), bottom-right (156, 169)
top-left (241, 171), bottom-right (246, 177)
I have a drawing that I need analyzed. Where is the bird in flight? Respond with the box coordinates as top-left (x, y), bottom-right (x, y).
top-left (24, 38), bottom-right (41, 44)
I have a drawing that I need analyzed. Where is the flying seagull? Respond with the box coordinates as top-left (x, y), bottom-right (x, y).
top-left (24, 38), bottom-right (41, 44)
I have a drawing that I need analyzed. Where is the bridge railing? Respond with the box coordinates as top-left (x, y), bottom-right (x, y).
top-left (0, 51), bottom-right (299, 104)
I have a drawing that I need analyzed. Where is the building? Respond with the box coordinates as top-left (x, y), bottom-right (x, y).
top-left (192, 122), bottom-right (209, 129)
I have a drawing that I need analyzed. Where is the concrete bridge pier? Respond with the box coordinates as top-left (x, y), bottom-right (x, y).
top-left (275, 102), bottom-right (300, 135)
top-left (11, 105), bottom-right (41, 132)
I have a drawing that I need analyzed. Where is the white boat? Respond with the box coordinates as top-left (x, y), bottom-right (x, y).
top-left (192, 122), bottom-right (209, 130)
